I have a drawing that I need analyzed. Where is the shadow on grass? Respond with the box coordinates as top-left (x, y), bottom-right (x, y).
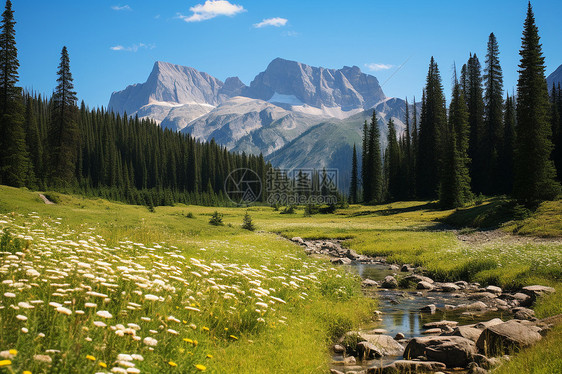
top-left (347, 201), bottom-right (439, 217)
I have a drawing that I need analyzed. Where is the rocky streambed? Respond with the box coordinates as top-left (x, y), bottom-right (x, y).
top-left (290, 237), bottom-right (559, 374)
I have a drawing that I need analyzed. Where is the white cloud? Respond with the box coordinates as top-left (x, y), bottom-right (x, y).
top-left (111, 5), bottom-right (132, 11)
top-left (365, 63), bottom-right (394, 71)
top-left (178, 0), bottom-right (245, 23)
top-left (110, 43), bottom-right (155, 52)
top-left (253, 17), bottom-right (288, 28)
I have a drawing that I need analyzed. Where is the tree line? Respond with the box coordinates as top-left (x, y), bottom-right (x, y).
top-left (350, 2), bottom-right (561, 208)
top-left (0, 0), bottom-right (270, 207)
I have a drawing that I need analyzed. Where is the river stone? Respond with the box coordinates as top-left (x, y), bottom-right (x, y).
top-left (291, 237), bottom-right (304, 244)
top-left (381, 275), bottom-right (398, 289)
top-left (521, 285), bottom-right (556, 302)
top-left (417, 281), bottom-right (434, 290)
top-left (448, 326), bottom-right (484, 342)
top-left (513, 307), bottom-right (536, 321)
top-left (440, 283), bottom-right (460, 292)
top-left (343, 356), bottom-right (357, 365)
top-left (486, 285), bottom-right (503, 294)
top-left (476, 320), bottom-right (542, 356)
top-left (358, 334), bottom-right (405, 356)
top-left (468, 292), bottom-right (497, 300)
top-left (357, 341), bottom-right (384, 359)
top-left (423, 320), bottom-right (459, 329)
top-left (420, 304), bottom-right (437, 314)
top-left (331, 257), bottom-right (352, 265)
top-left (388, 264), bottom-right (400, 271)
top-left (467, 362), bottom-right (487, 374)
top-left (465, 301), bottom-right (488, 311)
top-left (394, 333), bottom-right (405, 340)
top-left (404, 336), bottom-right (477, 368)
top-left (422, 328), bottom-right (442, 335)
top-left (367, 360), bottom-right (447, 374)
top-left (512, 292), bottom-right (532, 307)
top-left (401, 264), bottom-right (413, 272)
top-left (330, 370), bottom-right (345, 374)
top-left (333, 344), bottom-right (345, 354)
top-left (362, 279), bottom-right (379, 287)
top-left (344, 249), bottom-right (361, 260)
top-left (475, 318), bottom-right (504, 329)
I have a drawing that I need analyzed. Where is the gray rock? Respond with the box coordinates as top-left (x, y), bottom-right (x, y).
top-left (394, 333), bottom-right (405, 340)
top-left (330, 370), bottom-right (345, 374)
top-left (513, 307), bottom-right (536, 321)
top-left (388, 264), bottom-right (400, 271)
top-left (468, 292), bottom-right (498, 300)
top-left (521, 285), bottom-right (556, 303)
top-left (343, 356), bottom-right (357, 365)
top-left (423, 320), bottom-right (459, 329)
top-left (440, 282), bottom-right (460, 292)
top-left (512, 292), bottom-right (533, 307)
top-left (422, 328), bottom-right (442, 335)
top-left (356, 341), bottom-right (383, 359)
top-left (465, 301), bottom-right (488, 311)
top-left (404, 336), bottom-right (477, 367)
top-left (356, 334), bottom-right (405, 356)
top-left (291, 236), bottom-right (304, 244)
top-left (333, 344), bottom-right (345, 354)
top-left (381, 275), bottom-right (398, 289)
top-left (467, 362), bottom-right (488, 374)
top-left (476, 320), bottom-right (542, 356)
top-left (449, 326), bottom-right (484, 342)
top-left (486, 285), bottom-right (503, 294)
top-left (417, 281), bottom-right (434, 290)
top-left (367, 360), bottom-right (446, 374)
top-left (400, 264), bottom-right (413, 272)
top-left (420, 304), bottom-right (437, 314)
top-left (361, 279), bottom-right (379, 287)
top-left (331, 257), bottom-right (352, 265)
top-left (475, 318), bottom-right (504, 329)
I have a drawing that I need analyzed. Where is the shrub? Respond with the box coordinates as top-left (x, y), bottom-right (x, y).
top-left (186, 212), bottom-right (195, 219)
top-left (209, 211), bottom-right (224, 226)
top-left (242, 212), bottom-right (256, 231)
top-left (280, 205), bottom-right (295, 214)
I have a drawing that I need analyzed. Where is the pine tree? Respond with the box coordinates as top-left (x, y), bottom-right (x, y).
top-left (48, 46), bottom-right (79, 185)
top-left (361, 120), bottom-right (370, 202)
top-left (0, 0), bottom-right (30, 187)
top-left (417, 57), bottom-right (447, 199)
top-left (367, 111), bottom-right (382, 203)
top-left (501, 93), bottom-right (516, 193)
top-left (550, 83), bottom-right (561, 180)
top-left (466, 54), bottom-right (485, 194)
top-left (440, 73), bottom-right (472, 208)
top-left (514, 2), bottom-right (561, 204)
top-left (386, 118), bottom-right (400, 200)
top-left (483, 32), bottom-right (504, 195)
top-left (350, 144), bottom-right (358, 203)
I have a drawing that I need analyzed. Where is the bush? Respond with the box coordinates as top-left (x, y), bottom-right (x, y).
top-left (209, 211), bottom-right (224, 226)
top-left (242, 211), bottom-right (256, 231)
top-left (186, 212), bottom-right (195, 219)
top-left (280, 205), bottom-right (295, 214)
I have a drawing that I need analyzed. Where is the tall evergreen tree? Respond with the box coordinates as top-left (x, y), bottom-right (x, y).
top-left (417, 57), bottom-right (447, 199)
top-left (440, 74), bottom-right (472, 208)
top-left (483, 32), bottom-right (504, 195)
top-left (48, 46), bottom-right (79, 185)
top-left (367, 111), bottom-right (382, 203)
top-left (350, 144), bottom-right (358, 203)
top-left (465, 54), bottom-right (486, 194)
top-left (550, 83), bottom-right (561, 180)
top-left (514, 3), bottom-right (561, 204)
top-left (500, 93), bottom-right (516, 193)
top-left (0, 0), bottom-right (30, 186)
top-left (386, 118), bottom-right (400, 200)
top-left (361, 120), bottom-right (370, 202)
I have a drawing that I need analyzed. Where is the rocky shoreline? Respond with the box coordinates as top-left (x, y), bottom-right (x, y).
top-left (290, 237), bottom-right (559, 374)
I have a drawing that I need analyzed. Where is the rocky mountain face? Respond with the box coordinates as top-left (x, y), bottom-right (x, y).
top-left (547, 64), bottom-right (562, 90)
top-left (108, 58), bottom-right (416, 187)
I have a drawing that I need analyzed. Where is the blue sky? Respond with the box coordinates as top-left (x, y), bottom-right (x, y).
top-left (15, 0), bottom-right (562, 108)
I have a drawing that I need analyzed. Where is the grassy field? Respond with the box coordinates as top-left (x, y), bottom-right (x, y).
top-left (0, 186), bottom-right (561, 373)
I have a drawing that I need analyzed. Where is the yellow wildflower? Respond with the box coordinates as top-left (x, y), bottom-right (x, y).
top-left (193, 340), bottom-right (198, 346)
top-left (169, 361), bottom-right (177, 367)
top-left (202, 326), bottom-right (209, 332)
top-left (23, 371), bottom-right (32, 374)
top-left (229, 335), bottom-right (238, 340)
top-left (98, 362), bottom-right (107, 368)
top-left (206, 354), bottom-right (213, 359)
top-left (8, 349), bottom-right (17, 356)
top-left (86, 355), bottom-right (96, 361)
top-left (183, 338), bottom-right (193, 344)
top-left (0, 360), bottom-right (12, 367)
top-left (195, 364), bottom-right (206, 371)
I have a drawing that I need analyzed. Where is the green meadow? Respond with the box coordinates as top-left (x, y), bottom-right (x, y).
top-left (0, 186), bottom-right (561, 373)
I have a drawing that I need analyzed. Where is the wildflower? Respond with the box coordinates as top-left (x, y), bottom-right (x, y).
top-left (23, 371), bottom-right (32, 374)
top-left (21, 327), bottom-right (29, 333)
top-left (8, 350), bottom-right (17, 356)
top-left (0, 360), bottom-right (11, 367)
top-left (206, 354), bottom-right (213, 359)
top-left (183, 338), bottom-right (193, 344)
top-left (86, 355), bottom-right (96, 361)
top-left (96, 310), bottom-right (112, 319)
top-left (56, 306), bottom-right (72, 315)
top-left (167, 329), bottom-right (179, 335)
top-left (144, 294), bottom-right (159, 301)
top-left (3, 292), bottom-right (16, 298)
top-left (202, 326), bottom-right (209, 332)
top-left (93, 321), bottom-right (107, 327)
top-left (195, 364), bottom-right (207, 371)
top-left (143, 337), bottom-right (158, 346)
top-left (99, 362), bottom-right (107, 368)
top-left (33, 355), bottom-right (52, 363)
top-left (229, 335), bottom-right (238, 340)
top-left (168, 361), bottom-right (177, 367)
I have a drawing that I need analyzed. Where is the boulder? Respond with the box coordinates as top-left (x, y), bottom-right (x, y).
top-left (465, 301), bottom-right (488, 311)
top-left (400, 264), bottom-right (413, 272)
top-left (381, 275), bottom-right (398, 289)
top-left (468, 292), bottom-right (497, 300)
top-left (423, 320), bottom-right (458, 329)
top-left (388, 264), bottom-right (400, 271)
top-left (417, 281), bottom-right (434, 290)
top-left (359, 334), bottom-right (405, 356)
top-left (422, 328), bottom-right (442, 335)
top-left (367, 360), bottom-right (446, 374)
top-left (475, 318), bottom-right (504, 329)
top-left (467, 362), bottom-right (487, 374)
top-left (343, 356), bottom-right (356, 365)
top-left (356, 341), bottom-right (383, 359)
top-left (486, 285), bottom-right (503, 294)
top-left (404, 336), bottom-right (477, 368)
top-left (344, 249), bottom-right (361, 261)
top-left (440, 283), bottom-right (460, 292)
top-left (394, 332), bottom-right (405, 340)
top-left (476, 320), bottom-right (542, 356)
top-left (420, 304), bottom-right (437, 314)
top-left (331, 257), bottom-right (352, 265)
top-left (512, 292), bottom-right (532, 307)
top-left (291, 237), bottom-right (304, 244)
top-left (521, 285), bottom-right (556, 303)
top-left (449, 326), bottom-right (483, 342)
top-left (513, 307), bottom-right (536, 321)
top-left (361, 279), bottom-right (379, 288)
top-left (333, 344), bottom-right (345, 354)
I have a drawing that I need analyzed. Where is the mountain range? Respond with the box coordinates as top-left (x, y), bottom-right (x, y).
top-left (547, 64), bottom-right (562, 90)
top-left (108, 58), bottom-right (418, 189)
